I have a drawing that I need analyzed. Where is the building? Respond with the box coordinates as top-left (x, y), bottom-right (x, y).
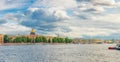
top-left (30, 29), bottom-right (36, 35)
top-left (46, 36), bottom-right (54, 43)
top-left (0, 34), bottom-right (4, 44)
top-left (27, 29), bottom-right (38, 43)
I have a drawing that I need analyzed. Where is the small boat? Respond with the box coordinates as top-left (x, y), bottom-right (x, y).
top-left (108, 46), bottom-right (120, 50)
top-left (108, 42), bottom-right (120, 50)
top-left (108, 47), bottom-right (116, 50)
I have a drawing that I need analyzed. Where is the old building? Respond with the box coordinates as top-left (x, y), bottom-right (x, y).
top-left (27, 29), bottom-right (38, 43)
top-left (0, 34), bottom-right (4, 44)
top-left (30, 29), bottom-right (36, 35)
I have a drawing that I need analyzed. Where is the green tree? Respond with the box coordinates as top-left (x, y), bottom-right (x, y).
top-left (27, 37), bottom-right (32, 43)
top-left (21, 36), bottom-right (27, 43)
top-left (52, 37), bottom-right (58, 43)
top-left (13, 37), bottom-right (23, 43)
top-left (42, 36), bottom-right (47, 43)
top-left (57, 38), bottom-right (60, 43)
top-left (59, 38), bottom-right (64, 43)
top-left (65, 37), bottom-right (72, 43)
top-left (4, 35), bottom-right (11, 43)
top-left (35, 36), bottom-right (41, 43)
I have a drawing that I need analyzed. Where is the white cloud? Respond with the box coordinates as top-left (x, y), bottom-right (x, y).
top-left (53, 10), bottom-right (70, 20)
top-left (27, 7), bottom-right (70, 21)
top-left (0, 23), bottom-right (31, 35)
top-left (32, 0), bottom-right (77, 9)
top-left (76, 0), bottom-right (120, 14)
top-left (70, 27), bottom-right (118, 37)
top-left (93, 14), bottom-right (120, 23)
top-left (52, 19), bottom-right (120, 38)
top-left (91, 0), bottom-right (116, 6)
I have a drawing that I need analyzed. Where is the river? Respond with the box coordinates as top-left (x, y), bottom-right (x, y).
top-left (0, 44), bottom-right (119, 62)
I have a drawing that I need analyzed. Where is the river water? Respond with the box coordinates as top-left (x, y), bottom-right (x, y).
top-left (0, 44), bottom-right (119, 62)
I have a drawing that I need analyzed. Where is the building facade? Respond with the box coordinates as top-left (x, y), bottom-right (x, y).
top-left (27, 29), bottom-right (38, 43)
top-left (0, 34), bottom-right (4, 44)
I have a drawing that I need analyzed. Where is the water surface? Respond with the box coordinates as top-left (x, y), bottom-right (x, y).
top-left (0, 44), bottom-right (119, 62)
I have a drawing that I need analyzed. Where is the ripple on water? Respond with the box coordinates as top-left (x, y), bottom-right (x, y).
top-left (0, 44), bottom-right (120, 62)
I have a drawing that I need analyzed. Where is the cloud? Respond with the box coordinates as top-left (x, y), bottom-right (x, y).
top-left (92, 14), bottom-right (120, 23)
top-left (76, 0), bottom-right (120, 14)
top-left (0, 23), bottom-right (31, 35)
top-left (32, 0), bottom-right (77, 9)
top-left (0, 0), bottom-right (120, 39)
top-left (0, 20), bottom-right (6, 25)
top-left (76, 0), bottom-right (116, 6)
top-left (54, 18), bottom-right (120, 38)
top-left (21, 8), bottom-right (70, 28)
top-left (91, 0), bottom-right (116, 6)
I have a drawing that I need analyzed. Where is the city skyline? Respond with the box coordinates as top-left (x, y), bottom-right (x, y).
top-left (0, 0), bottom-right (120, 39)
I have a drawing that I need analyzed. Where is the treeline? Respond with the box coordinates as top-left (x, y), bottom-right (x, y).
top-left (4, 35), bottom-right (72, 43)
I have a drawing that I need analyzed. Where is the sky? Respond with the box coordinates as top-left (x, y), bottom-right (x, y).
top-left (0, 0), bottom-right (120, 39)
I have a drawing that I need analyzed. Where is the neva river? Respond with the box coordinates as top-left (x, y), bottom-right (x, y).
top-left (0, 44), bottom-right (119, 62)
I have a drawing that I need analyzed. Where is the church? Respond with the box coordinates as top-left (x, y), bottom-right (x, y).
top-left (30, 29), bottom-right (36, 35)
top-left (26, 29), bottom-right (38, 43)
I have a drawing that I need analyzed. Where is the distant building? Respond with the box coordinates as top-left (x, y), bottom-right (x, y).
top-left (27, 29), bottom-right (38, 43)
top-left (0, 34), bottom-right (4, 44)
top-left (30, 29), bottom-right (36, 35)
top-left (46, 36), bottom-right (54, 43)
top-left (94, 39), bottom-right (103, 44)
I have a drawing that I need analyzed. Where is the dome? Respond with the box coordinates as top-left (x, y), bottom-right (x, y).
top-left (31, 29), bottom-right (35, 33)
top-left (30, 29), bottom-right (36, 35)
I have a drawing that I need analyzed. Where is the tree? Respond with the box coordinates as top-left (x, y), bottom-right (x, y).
top-left (21, 36), bottom-right (27, 43)
top-left (27, 37), bottom-right (32, 43)
top-left (48, 38), bottom-right (51, 43)
top-left (52, 37), bottom-right (58, 43)
top-left (35, 36), bottom-right (41, 43)
top-left (13, 37), bottom-right (22, 43)
top-left (4, 35), bottom-right (11, 43)
top-left (59, 38), bottom-right (64, 43)
top-left (65, 37), bottom-right (72, 43)
top-left (57, 38), bottom-right (61, 43)
top-left (42, 36), bottom-right (47, 43)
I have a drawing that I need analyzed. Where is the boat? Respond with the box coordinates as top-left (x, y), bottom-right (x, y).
top-left (108, 46), bottom-right (120, 50)
top-left (108, 42), bottom-right (120, 50)
top-left (108, 47), bottom-right (116, 50)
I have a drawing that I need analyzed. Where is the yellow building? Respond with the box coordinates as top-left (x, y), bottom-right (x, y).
top-left (0, 34), bottom-right (4, 44)
top-left (46, 36), bottom-right (54, 43)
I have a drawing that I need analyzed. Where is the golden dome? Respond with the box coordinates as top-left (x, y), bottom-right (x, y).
top-left (31, 29), bottom-right (35, 33)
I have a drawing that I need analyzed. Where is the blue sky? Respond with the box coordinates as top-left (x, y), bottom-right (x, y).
top-left (0, 0), bottom-right (120, 39)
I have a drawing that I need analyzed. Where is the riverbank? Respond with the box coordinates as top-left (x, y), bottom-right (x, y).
top-left (0, 43), bottom-right (115, 46)
top-left (0, 43), bottom-right (69, 46)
